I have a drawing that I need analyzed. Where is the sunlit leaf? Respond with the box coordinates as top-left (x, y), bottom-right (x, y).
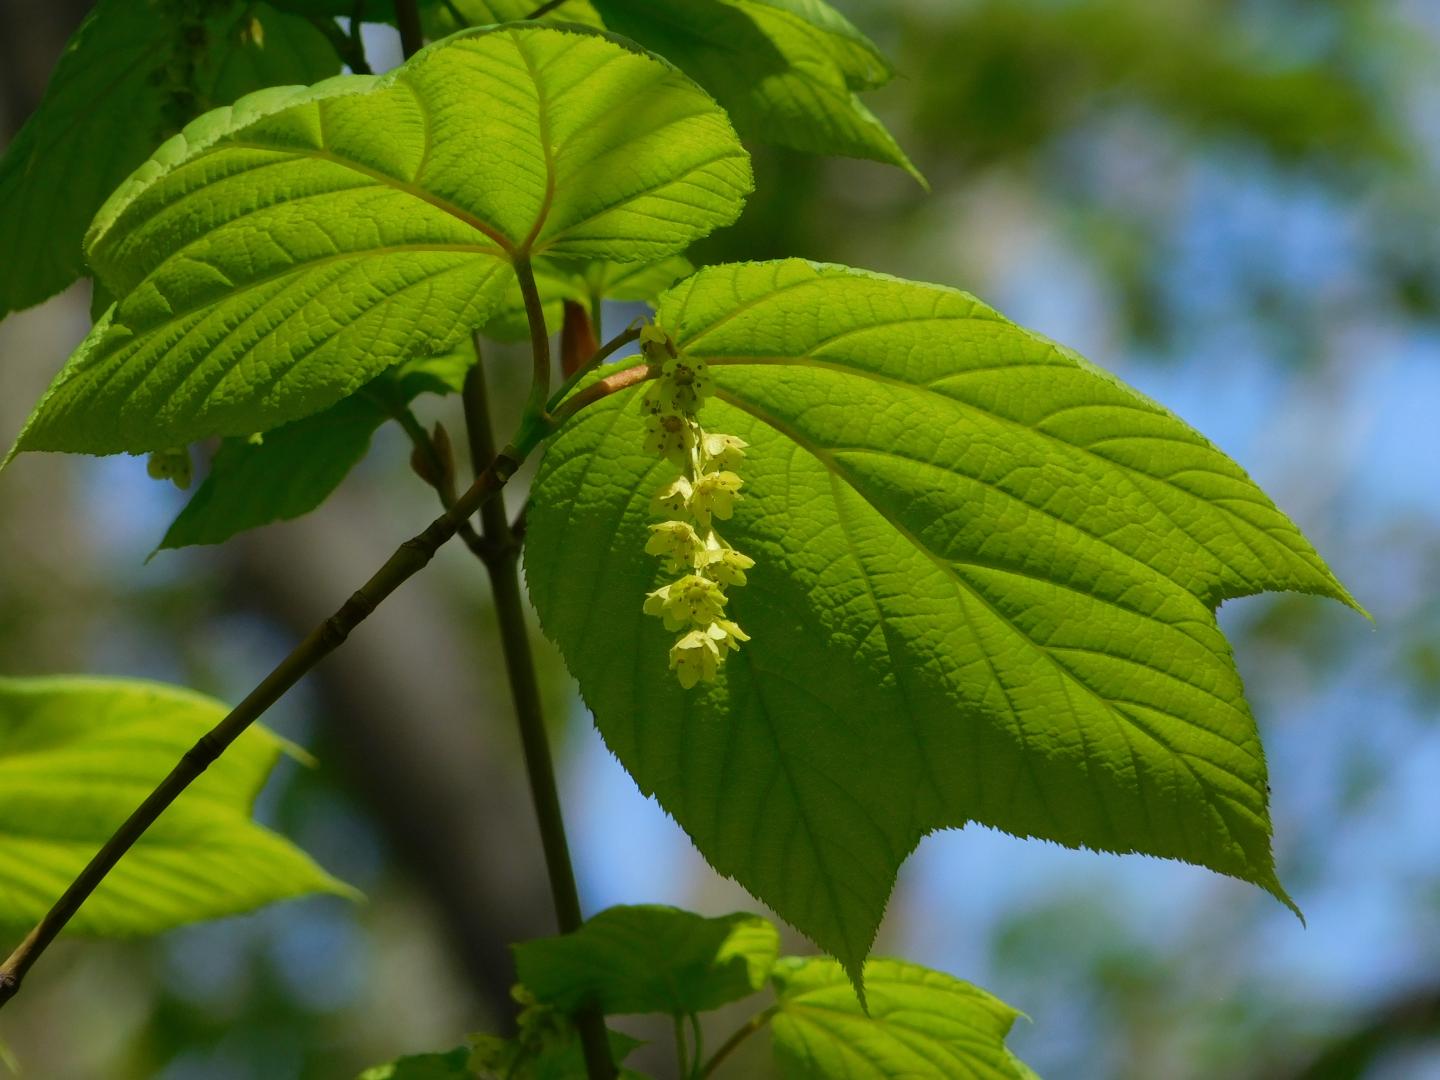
top-left (527, 259), bottom-right (1357, 979)
top-left (770, 957), bottom-right (1028, 1079)
top-left (10, 25), bottom-right (750, 458)
top-left (0, 675), bottom-right (351, 939)
top-left (593, 0), bottom-right (921, 179)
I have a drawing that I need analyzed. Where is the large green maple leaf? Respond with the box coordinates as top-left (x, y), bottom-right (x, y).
top-left (526, 259), bottom-right (1359, 981)
top-left (10, 24), bottom-right (750, 458)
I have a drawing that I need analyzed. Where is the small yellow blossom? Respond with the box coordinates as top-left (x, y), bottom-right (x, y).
top-left (645, 520), bottom-right (705, 571)
top-left (701, 432), bottom-right (747, 470)
top-left (669, 630), bottom-right (721, 689)
top-left (644, 574), bottom-right (727, 631)
top-left (690, 470), bottom-right (743, 525)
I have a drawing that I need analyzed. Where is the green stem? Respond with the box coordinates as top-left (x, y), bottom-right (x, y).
top-left (514, 256), bottom-right (554, 421)
top-left (546, 323), bottom-right (643, 414)
top-left (464, 337), bottom-right (616, 1080)
top-left (697, 1006), bottom-right (779, 1079)
top-left (394, 0), bottom-right (424, 59)
top-left (674, 1014), bottom-right (691, 1078)
top-left (550, 361), bottom-right (652, 426)
top-left (689, 1012), bottom-right (705, 1079)
top-left (0, 441), bottom-right (534, 1012)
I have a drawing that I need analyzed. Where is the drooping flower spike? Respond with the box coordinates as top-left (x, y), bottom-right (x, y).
top-left (637, 321), bottom-right (753, 688)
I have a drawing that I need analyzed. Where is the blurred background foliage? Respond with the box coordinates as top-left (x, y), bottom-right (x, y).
top-left (1, 0), bottom-right (1437, 1076)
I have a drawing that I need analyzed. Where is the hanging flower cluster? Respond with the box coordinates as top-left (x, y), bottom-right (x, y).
top-left (638, 324), bottom-right (753, 689)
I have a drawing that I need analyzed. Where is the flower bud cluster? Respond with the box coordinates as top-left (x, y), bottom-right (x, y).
top-left (638, 324), bottom-right (753, 689)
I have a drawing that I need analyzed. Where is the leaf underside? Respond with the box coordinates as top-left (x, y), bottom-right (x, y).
top-left (591, 0), bottom-right (921, 180)
top-left (11, 24), bottom-right (750, 459)
top-left (0, 675), bottom-right (349, 939)
top-left (526, 259), bottom-right (1357, 981)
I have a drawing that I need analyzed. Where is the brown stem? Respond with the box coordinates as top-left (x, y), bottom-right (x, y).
top-left (0, 446), bottom-right (531, 1011)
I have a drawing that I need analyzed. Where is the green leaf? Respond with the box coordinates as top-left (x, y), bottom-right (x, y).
top-left (769, 957), bottom-right (1029, 1080)
top-left (526, 259), bottom-right (1358, 979)
top-left (358, 1046), bottom-right (471, 1080)
top-left (0, 0), bottom-right (340, 319)
top-left (424, 0), bottom-right (605, 36)
top-left (514, 904), bottom-right (780, 1016)
top-left (10, 24), bottom-right (750, 459)
top-left (0, 675), bottom-right (351, 939)
top-left (592, 0), bottom-right (921, 180)
top-left (156, 352), bottom-right (465, 551)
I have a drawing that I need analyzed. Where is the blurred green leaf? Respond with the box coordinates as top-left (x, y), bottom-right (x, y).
top-left (10, 25), bottom-right (750, 457)
top-left (0, 675), bottom-right (352, 939)
top-left (0, 0), bottom-right (340, 319)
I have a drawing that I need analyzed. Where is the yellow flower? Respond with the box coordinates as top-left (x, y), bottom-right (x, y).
top-left (643, 414), bottom-right (695, 465)
top-left (643, 574), bottom-right (727, 631)
top-left (646, 520), bottom-right (705, 571)
top-left (690, 470), bottom-right (743, 525)
top-left (669, 630), bottom-right (721, 689)
top-left (701, 432), bottom-right (747, 470)
top-left (651, 475), bottom-right (693, 518)
top-left (703, 545), bottom-right (755, 587)
top-left (707, 619), bottom-right (751, 655)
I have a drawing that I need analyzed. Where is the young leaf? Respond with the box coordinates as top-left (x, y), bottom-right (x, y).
top-left (0, 675), bottom-right (351, 938)
top-left (156, 352), bottom-right (468, 551)
top-left (0, 0), bottom-right (340, 320)
top-left (770, 957), bottom-right (1029, 1080)
top-left (514, 904), bottom-right (780, 1015)
top-left (526, 260), bottom-right (1359, 981)
top-left (592, 0), bottom-right (922, 180)
top-left (10, 25), bottom-right (750, 459)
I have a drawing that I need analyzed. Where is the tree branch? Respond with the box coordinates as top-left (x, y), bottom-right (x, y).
top-left (461, 304), bottom-right (615, 1080)
top-left (394, 0), bottom-right (424, 60)
top-left (0, 444), bottom-right (532, 1011)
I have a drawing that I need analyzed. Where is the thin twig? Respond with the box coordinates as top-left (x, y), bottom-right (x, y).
top-left (0, 443), bottom-right (534, 1011)
top-left (550, 361), bottom-right (651, 425)
top-left (307, 13), bottom-right (373, 74)
top-left (526, 0), bottom-right (570, 19)
top-left (390, 400), bottom-right (490, 560)
top-left (547, 322), bottom-right (643, 413)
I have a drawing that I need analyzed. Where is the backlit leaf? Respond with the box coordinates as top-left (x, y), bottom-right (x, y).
top-left (526, 259), bottom-right (1357, 980)
top-left (770, 957), bottom-right (1028, 1080)
top-left (10, 25), bottom-right (750, 458)
top-left (593, 0), bottom-right (921, 179)
top-left (0, 675), bottom-right (351, 939)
